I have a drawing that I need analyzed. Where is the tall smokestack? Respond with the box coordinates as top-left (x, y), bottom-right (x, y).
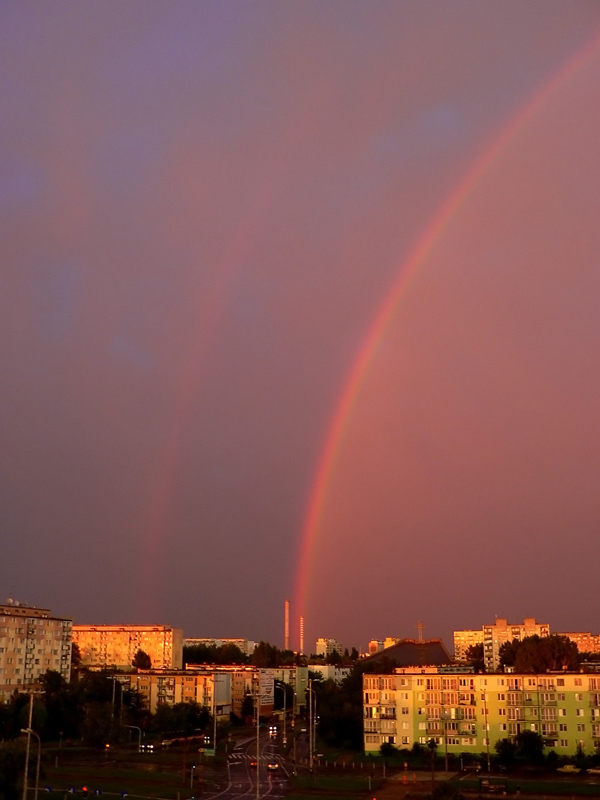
top-left (300, 616), bottom-right (304, 655)
top-left (284, 600), bottom-right (290, 651)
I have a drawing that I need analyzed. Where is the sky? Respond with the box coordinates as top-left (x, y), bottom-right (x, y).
top-left (2, 1), bottom-right (600, 656)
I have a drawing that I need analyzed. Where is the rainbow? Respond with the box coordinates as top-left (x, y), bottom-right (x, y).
top-left (292, 31), bottom-right (600, 631)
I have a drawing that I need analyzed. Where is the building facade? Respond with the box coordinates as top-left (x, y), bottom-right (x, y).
top-left (453, 630), bottom-right (485, 662)
top-left (315, 638), bottom-right (343, 658)
top-left (363, 668), bottom-right (600, 758)
top-left (73, 625), bottom-right (183, 670)
top-left (119, 670), bottom-right (232, 716)
top-left (560, 633), bottom-right (600, 655)
top-left (183, 638), bottom-right (256, 656)
top-left (454, 619), bottom-right (550, 671)
top-left (0, 602), bottom-right (72, 700)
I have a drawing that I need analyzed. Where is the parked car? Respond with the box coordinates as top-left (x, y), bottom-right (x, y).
top-left (557, 764), bottom-right (580, 774)
top-left (587, 767), bottom-right (600, 775)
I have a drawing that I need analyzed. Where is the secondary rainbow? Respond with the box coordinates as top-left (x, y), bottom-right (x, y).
top-left (292, 31), bottom-right (600, 628)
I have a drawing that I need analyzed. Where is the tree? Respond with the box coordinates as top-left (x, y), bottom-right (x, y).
top-left (0, 739), bottom-right (27, 800)
top-left (515, 730), bottom-right (544, 766)
top-left (71, 642), bottom-right (82, 667)
top-left (499, 635), bottom-right (579, 673)
top-left (494, 737), bottom-right (517, 769)
top-left (464, 644), bottom-right (485, 672)
top-left (430, 782), bottom-right (465, 800)
top-left (132, 649), bottom-right (152, 670)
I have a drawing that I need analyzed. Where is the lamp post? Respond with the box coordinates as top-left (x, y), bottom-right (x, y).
top-left (482, 689), bottom-right (491, 772)
top-left (255, 681), bottom-right (260, 800)
top-left (307, 680), bottom-right (316, 773)
top-left (21, 728), bottom-right (41, 800)
top-left (124, 725), bottom-right (142, 751)
top-left (190, 764), bottom-right (195, 789)
top-left (21, 693), bottom-right (34, 800)
top-left (275, 680), bottom-right (287, 744)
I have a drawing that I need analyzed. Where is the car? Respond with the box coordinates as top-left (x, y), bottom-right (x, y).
top-left (267, 762), bottom-right (279, 771)
top-left (249, 760), bottom-right (257, 769)
top-left (557, 764), bottom-right (580, 774)
top-left (587, 767), bottom-right (600, 775)
top-left (300, 727), bottom-right (307, 733)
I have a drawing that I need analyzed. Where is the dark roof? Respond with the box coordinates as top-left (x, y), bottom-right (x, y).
top-left (362, 638), bottom-right (453, 668)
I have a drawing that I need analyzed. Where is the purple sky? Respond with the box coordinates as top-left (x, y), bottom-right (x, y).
top-left (2, 1), bottom-right (600, 655)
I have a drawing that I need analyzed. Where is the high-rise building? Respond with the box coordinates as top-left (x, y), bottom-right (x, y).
top-left (73, 624), bottom-right (183, 670)
top-left (315, 637), bottom-right (343, 658)
top-left (0, 601), bottom-right (72, 701)
top-left (454, 618), bottom-right (550, 671)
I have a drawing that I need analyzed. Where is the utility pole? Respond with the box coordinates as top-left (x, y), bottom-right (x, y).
top-left (22, 693), bottom-right (34, 800)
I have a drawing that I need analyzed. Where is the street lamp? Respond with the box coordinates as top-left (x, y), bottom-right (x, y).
top-left (190, 764), bottom-right (195, 789)
top-left (482, 690), bottom-right (491, 772)
top-left (124, 725), bottom-right (142, 751)
top-left (275, 680), bottom-right (287, 744)
top-left (307, 680), bottom-right (317, 773)
top-left (21, 728), bottom-right (41, 800)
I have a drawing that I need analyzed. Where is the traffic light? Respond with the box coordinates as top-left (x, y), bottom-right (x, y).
top-left (82, 786), bottom-right (88, 797)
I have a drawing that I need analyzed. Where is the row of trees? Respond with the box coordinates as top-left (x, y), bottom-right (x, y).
top-left (464, 634), bottom-right (581, 673)
top-left (0, 670), bottom-right (212, 748)
top-left (183, 640), bottom-right (360, 667)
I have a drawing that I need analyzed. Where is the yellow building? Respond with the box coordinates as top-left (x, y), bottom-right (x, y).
top-left (73, 624), bottom-right (183, 670)
top-left (121, 670), bottom-right (231, 715)
top-left (453, 629), bottom-right (485, 661)
top-left (0, 601), bottom-right (72, 700)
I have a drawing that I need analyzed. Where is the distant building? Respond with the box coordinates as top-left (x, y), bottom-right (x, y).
top-left (184, 664), bottom-right (308, 717)
top-left (73, 625), bottom-right (183, 670)
top-left (362, 638), bottom-right (453, 669)
top-left (454, 618), bottom-right (550, 671)
top-left (0, 601), bottom-right (72, 701)
top-left (560, 632), bottom-right (600, 655)
top-left (453, 629), bottom-right (485, 661)
top-left (184, 638), bottom-right (256, 656)
top-left (369, 638), bottom-right (402, 655)
top-left (315, 638), bottom-right (343, 658)
top-left (117, 670), bottom-right (232, 716)
top-left (308, 664), bottom-right (351, 683)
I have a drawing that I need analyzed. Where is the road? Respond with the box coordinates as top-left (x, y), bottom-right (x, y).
top-left (198, 733), bottom-right (291, 800)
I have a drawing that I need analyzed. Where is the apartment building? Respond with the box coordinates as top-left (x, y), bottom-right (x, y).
top-left (453, 629), bottom-right (485, 662)
top-left (183, 638), bottom-right (256, 656)
top-left (560, 633), bottom-right (600, 655)
top-left (119, 670), bottom-right (232, 715)
top-left (73, 625), bottom-right (183, 670)
top-left (363, 668), bottom-right (600, 757)
top-left (453, 619), bottom-right (550, 671)
top-left (315, 638), bottom-right (343, 658)
top-left (185, 664), bottom-right (308, 718)
top-left (0, 601), bottom-right (72, 700)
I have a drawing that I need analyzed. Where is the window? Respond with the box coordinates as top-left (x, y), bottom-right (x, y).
top-left (401, 707), bottom-right (409, 715)
top-left (558, 693), bottom-right (566, 701)
top-left (557, 679), bottom-right (565, 687)
top-left (575, 693), bottom-right (583, 701)
top-left (560, 738), bottom-right (568, 747)
top-left (574, 678), bottom-right (582, 687)
top-left (401, 737), bottom-right (410, 745)
top-left (577, 709), bottom-right (584, 717)
top-left (559, 724), bottom-right (568, 732)
top-left (577, 724), bottom-right (585, 732)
